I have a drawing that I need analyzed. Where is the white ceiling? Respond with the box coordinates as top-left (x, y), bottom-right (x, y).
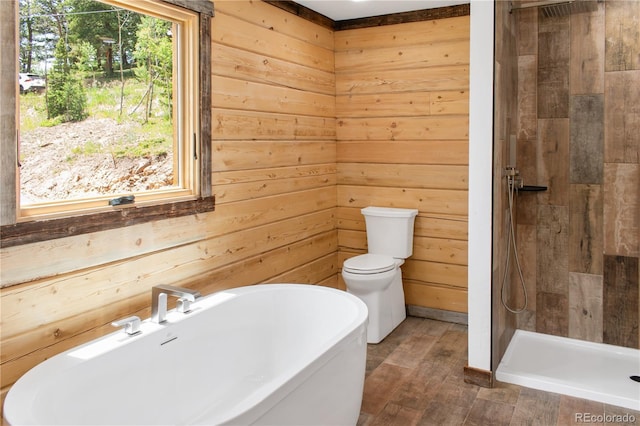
top-left (294, 0), bottom-right (469, 21)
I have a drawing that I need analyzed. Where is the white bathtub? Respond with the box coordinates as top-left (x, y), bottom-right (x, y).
top-left (4, 284), bottom-right (369, 425)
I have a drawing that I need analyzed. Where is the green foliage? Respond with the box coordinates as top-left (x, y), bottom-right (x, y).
top-left (46, 39), bottom-right (88, 122)
top-left (71, 140), bottom-right (102, 156)
top-left (113, 137), bottom-right (169, 158)
top-left (133, 16), bottom-right (173, 120)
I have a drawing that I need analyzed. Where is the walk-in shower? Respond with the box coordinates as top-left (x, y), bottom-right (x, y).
top-left (495, 0), bottom-right (640, 412)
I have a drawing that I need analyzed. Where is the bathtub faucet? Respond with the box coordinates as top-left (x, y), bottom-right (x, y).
top-left (151, 285), bottom-right (202, 324)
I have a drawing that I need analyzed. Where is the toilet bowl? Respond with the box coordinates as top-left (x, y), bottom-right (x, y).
top-left (342, 254), bottom-right (406, 343)
top-left (342, 207), bottom-right (418, 344)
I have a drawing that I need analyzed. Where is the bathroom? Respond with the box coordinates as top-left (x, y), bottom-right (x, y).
top-left (0, 0), bottom-right (638, 423)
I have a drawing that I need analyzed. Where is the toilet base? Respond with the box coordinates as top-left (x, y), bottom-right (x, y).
top-left (345, 270), bottom-right (407, 344)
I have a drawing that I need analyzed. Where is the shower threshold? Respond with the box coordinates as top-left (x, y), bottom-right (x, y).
top-left (496, 330), bottom-right (640, 411)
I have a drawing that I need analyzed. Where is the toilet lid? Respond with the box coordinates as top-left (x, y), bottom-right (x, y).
top-left (343, 254), bottom-right (396, 274)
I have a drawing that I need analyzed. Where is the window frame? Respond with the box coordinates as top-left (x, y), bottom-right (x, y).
top-left (0, 0), bottom-right (213, 248)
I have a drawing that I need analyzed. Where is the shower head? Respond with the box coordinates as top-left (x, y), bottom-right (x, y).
top-left (540, 0), bottom-right (599, 17)
top-left (510, 0), bottom-right (601, 17)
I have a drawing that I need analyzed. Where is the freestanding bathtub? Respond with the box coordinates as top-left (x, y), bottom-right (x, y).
top-left (4, 284), bottom-right (369, 425)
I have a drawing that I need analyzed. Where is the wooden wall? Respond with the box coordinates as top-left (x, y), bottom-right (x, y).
top-left (1, 1), bottom-right (473, 414)
top-left (335, 16), bottom-right (470, 313)
top-left (0, 0), bottom-right (337, 412)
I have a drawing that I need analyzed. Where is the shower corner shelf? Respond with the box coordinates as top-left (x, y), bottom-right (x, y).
top-left (519, 185), bottom-right (547, 192)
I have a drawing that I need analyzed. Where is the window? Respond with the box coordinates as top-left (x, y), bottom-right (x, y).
top-left (1, 0), bottom-right (213, 247)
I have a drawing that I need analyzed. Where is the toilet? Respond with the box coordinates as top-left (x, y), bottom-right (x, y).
top-left (342, 206), bottom-right (419, 343)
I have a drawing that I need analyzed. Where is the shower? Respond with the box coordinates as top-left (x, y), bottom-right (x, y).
top-left (495, 0), bottom-right (640, 412)
top-left (500, 166), bottom-right (528, 314)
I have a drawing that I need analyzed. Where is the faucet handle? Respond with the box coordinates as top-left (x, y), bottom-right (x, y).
top-left (177, 297), bottom-right (192, 313)
top-left (111, 316), bottom-right (142, 335)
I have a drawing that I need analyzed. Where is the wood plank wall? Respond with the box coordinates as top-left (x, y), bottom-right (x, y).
top-left (335, 16), bottom-right (470, 313)
top-left (0, 0), bottom-right (337, 411)
top-left (0, 1), bottom-right (473, 413)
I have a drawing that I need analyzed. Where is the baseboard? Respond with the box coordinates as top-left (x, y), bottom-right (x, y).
top-left (464, 365), bottom-right (493, 388)
top-left (407, 305), bottom-right (468, 325)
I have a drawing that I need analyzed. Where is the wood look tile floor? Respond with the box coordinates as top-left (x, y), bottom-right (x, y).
top-left (357, 316), bottom-right (640, 426)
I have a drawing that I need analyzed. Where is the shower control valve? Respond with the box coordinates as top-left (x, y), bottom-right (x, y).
top-left (504, 166), bottom-right (520, 177)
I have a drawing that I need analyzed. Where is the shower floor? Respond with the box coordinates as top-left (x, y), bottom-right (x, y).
top-left (496, 330), bottom-right (640, 411)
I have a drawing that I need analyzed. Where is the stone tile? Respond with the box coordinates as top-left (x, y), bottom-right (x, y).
top-left (603, 255), bottom-right (639, 348)
top-left (570, 95), bottom-right (604, 184)
top-left (603, 163), bottom-right (639, 257)
top-left (569, 184), bottom-right (603, 275)
top-left (604, 71), bottom-right (640, 163)
top-left (568, 272), bottom-right (603, 343)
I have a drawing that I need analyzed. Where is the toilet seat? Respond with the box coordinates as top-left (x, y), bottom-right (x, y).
top-left (343, 254), bottom-right (396, 275)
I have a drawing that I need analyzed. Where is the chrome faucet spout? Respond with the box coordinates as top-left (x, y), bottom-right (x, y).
top-left (151, 285), bottom-right (202, 323)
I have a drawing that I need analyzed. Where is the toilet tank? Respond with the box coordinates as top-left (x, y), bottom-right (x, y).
top-left (362, 206), bottom-right (419, 259)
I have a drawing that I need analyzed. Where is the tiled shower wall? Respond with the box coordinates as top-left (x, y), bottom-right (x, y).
top-left (513, 1), bottom-right (639, 349)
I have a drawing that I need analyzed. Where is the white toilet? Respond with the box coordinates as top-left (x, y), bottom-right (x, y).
top-left (342, 206), bottom-right (419, 343)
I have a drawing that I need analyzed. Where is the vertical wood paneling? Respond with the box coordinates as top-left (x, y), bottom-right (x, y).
top-left (537, 119), bottom-right (569, 206)
top-left (570, 4), bottom-right (604, 95)
top-left (603, 255), bottom-right (639, 348)
top-left (604, 71), bottom-right (640, 163)
top-left (537, 15), bottom-right (570, 118)
top-left (569, 95), bottom-right (604, 184)
top-left (536, 205), bottom-right (569, 294)
top-left (569, 184), bottom-right (603, 275)
top-left (568, 272), bottom-right (603, 342)
top-left (603, 163), bottom-right (640, 257)
top-left (510, 0), bottom-right (640, 352)
top-left (604, 0), bottom-right (640, 72)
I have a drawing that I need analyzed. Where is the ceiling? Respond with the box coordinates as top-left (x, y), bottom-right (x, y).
top-left (293, 0), bottom-right (469, 21)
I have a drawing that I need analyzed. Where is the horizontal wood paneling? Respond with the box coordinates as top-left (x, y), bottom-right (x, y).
top-left (337, 115), bottom-right (468, 141)
top-left (338, 185), bottom-right (468, 216)
top-left (337, 140), bottom-right (468, 165)
top-left (334, 16), bottom-right (469, 50)
top-left (1, 1), bottom-right (338, 404)
top-left (214, 1), bottom-right (334, 50)
top-left (212, 11), bottom-right (334, 72)
top-left (213, 141), bottom-right (336, 171)
top-left (335, 66), bottom-right (469, 95)
top-left (338, 163), bottom-right (467, 190)
top-left (336, 15), bottom-right (469, 312)
top-left (212, 75), bottom-right (335, 118)
top-left (212, 44), bottom-right (335, 95)
top-left (335, 39), bottom-right (470, 72)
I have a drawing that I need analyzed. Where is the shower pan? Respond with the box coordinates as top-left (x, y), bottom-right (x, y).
top-left (497, 330), bottom-right (640, 411)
